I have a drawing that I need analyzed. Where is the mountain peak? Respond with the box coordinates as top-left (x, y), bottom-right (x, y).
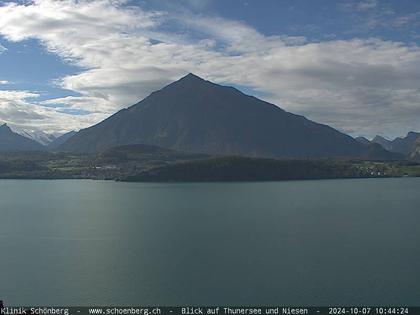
top-left (355, 136), bottom-right (370, 145)
top-left (159, 73), bottom-right (214, 93)
top-left (177, 73), bottom-right (207, 84)
top-left (0, 123), bottom-right (45, 152)
top-left (407, 131), bottom-right (420, 138)
top-left (184, 72), bottom-right (204, 80)
top-left (0, 123), bottom-right (11, 131)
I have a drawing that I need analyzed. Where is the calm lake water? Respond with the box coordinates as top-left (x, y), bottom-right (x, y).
top-left (0, 178), bottom-right (419, 306)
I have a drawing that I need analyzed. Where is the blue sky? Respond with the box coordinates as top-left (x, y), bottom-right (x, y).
top-left (0, 0), bottom-right (419, 137)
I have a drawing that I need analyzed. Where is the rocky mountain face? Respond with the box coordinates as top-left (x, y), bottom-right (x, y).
top-left (59, 73), bottom-right (398, 160)
top-left (372, 132), bottom-right (420, 158)
top-left (409, 138), bottom-right (420, 161)
top-left (372, 135), bottom-right (393, 151)
top-left (11, 127), bottom-right (58, 146)
top-left (391, 132), bottom-right (420, 155)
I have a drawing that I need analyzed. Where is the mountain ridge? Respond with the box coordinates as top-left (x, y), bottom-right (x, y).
top-left (11, 127), bottom-right (57, 146)
top-left (372, 131), bottom-right (420, 157)
top-left (0, 124), bottom-right (45, 152)
top-left (59, 73), bottom-right (399, 160)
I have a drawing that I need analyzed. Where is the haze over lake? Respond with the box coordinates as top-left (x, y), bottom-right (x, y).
top-left (1, 178), bottom-right (419, 306)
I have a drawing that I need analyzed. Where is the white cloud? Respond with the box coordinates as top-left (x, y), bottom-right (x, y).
top-left (340, 0), bottom-right (377, 12)
top-left (339, 1), bottom-right (419, 36)
top-left (0, 0), bottom-right (419, 138)
top-left (356, 0), bottom-right (377, 11)
top-left (0, 80), bottom-right (9, 84)
top-left (0, 90), bottom-right (105, 134)
top-left (392, 11), bottom-right (420, 28)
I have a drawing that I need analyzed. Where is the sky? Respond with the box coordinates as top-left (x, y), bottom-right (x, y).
top-left (0, 0), bottom-right (419, 139)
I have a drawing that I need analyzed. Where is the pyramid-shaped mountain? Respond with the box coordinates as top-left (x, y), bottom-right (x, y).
top-left (0, 124), bottom-right (44, 152)
top-left (59, 74), bottom-right (397, 159)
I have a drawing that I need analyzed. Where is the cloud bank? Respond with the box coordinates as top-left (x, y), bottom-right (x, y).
top-left (0, 0), bottom-right (419, 138)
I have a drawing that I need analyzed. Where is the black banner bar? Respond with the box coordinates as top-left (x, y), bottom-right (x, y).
top-left (1, 306), bottom-right (420, 315)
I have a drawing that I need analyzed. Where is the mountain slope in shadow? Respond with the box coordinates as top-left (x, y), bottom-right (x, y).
top-left (60, 74), bottom-right (398, 160)
top-left (0, 124), bottom-right (44, 152)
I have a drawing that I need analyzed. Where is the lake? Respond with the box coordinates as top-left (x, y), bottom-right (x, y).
top-left (0, 178), bottom-right (419, 306)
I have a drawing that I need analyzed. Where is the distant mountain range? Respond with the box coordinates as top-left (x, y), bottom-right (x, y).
top-left (0, 125), bottom-right (77, 152)
top-left (0, 74), bottom-right (416, 161)
top-left (357, 132), bottom-right (420, 160)
top-left (372, 132), bottom-right (420, 156)
top-left (58, 73), bottom-right (398, 160)
top-left (12, 127), bottom-right (58, 146)
top-left (0, 124), bottom-right (44, 152)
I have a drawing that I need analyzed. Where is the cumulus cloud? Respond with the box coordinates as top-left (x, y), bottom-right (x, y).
top-left (0, 0), bottom-right (419, 138)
